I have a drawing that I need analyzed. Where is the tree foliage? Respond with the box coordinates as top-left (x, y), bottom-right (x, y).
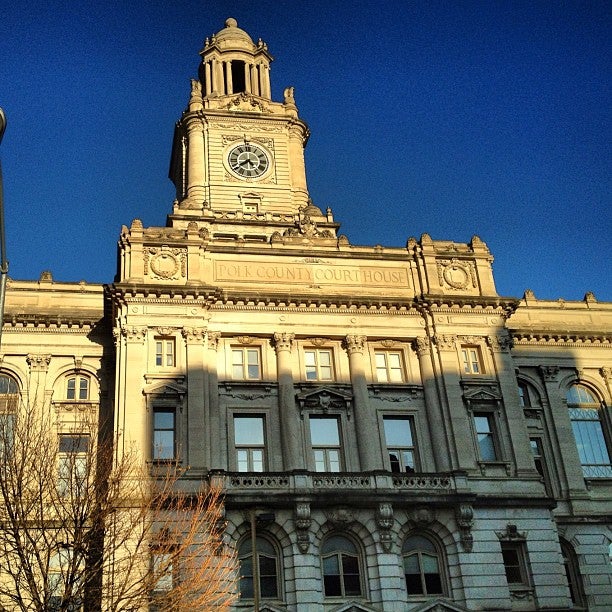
top-left (0, 388), bottom-right (237, 611)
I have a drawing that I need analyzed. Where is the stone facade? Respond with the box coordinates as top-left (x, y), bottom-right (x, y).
top-left (2, 18), bottom-right (611, 612)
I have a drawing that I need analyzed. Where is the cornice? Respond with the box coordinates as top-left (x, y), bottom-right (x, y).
top-left (511, 331), bottom-right (612, 347)
top-left (416, 295), bottom-right (519, 316)
top-left (4, 312), bottom-right (104, 331)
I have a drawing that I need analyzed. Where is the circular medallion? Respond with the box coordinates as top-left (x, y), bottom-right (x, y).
top-left (227, 142), bottom-right (270, 178)
top-left (150, 252), bottom-right (179, 279)
top-left (443, 263), bottom-right (470, 289)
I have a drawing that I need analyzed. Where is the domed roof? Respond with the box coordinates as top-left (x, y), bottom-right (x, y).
top-left (213, 18), bottom-right (254, 50)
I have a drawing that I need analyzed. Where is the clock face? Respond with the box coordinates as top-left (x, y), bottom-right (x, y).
top-left (227, 143), bottom-right (270, 178)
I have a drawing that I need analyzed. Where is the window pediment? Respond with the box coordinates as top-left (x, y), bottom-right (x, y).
top-left (410, 599), bottom-right (469, 612)
top-left (461, 381), bottom-right (501, 403)
top-left (143, 380), bottom-right (187, 398)
top-left (296, 387), bottom-right (352, 417)
top-left (329, 603), bottom-right (379, 612)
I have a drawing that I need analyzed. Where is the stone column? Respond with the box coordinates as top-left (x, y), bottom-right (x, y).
top-left (204, 61), bottom-right (212, 95)
top-left (206, 332), bottom-right (223, 469)
top-left (244, 63), bottom-right (251, 93)
top-left (344, 335), bottom-right (381, 471)
top-left (487, 334), bottom-right (534, 476)
top-left (262, 65), bottom-right (271, 98)
top-left (185, 117), bottom-right (206, 205)
top-left (273, 333), bottom-right (301, 470)
top-left (539, 366), bottom-right (587, 498)
top-left (182, 327), bottom-right (207, 469)
top-left (117, 326), bottom-right (147, 461)
top-left (251, 64), bottom-right (259, 96)
top-left (225, 61), bottom-right (233, 94)
top-left (413, 337), bottom-right (451, 472)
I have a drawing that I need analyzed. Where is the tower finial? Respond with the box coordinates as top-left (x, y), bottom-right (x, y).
top-left (225, 17), bottom-right (238, 28)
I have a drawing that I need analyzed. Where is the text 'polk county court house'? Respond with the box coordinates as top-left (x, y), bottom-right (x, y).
top-left (3, 18), bottom-right (611, 612)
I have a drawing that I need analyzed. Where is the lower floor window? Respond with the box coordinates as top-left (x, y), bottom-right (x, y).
top-left (501, 542), bottom-right (530, 587)
top-left (239, 536), bottom-right (279, 600)
top-left (321, 535), bottom-right (362, 598)
top-left (403, 534), bottom-right (444, 596)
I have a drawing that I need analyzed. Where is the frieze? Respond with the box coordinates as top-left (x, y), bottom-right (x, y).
top-left (214, 260), bottom-right (410, 288)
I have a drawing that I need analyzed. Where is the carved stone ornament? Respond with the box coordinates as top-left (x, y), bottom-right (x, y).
top-left (223, 91), bottom-right (269, 112)
top-left (433, 334), bottom-right (457, 351)
top-left (486, 334), bottom-right (513, 352)
top-left (411, 506), bottom-right (435, 527)
top-left (309, 337), bottom-right (329, 347)
top-left (456, 504), bottom-right (474, 552)
top-left (539, 365), bottom-right (560, 382)
top-left (122, 326), bottom-right (147, 343)
top-left (296, 387), bottom-right (353, 418)
top-left (376, 503), bottom-right (394, 553)
top-left (600, 367), bottom-right (612, 382)
top-left (157, 327), bottom-right (177, 337)
top-left (294, 503), bottom-right (311, 553)
top-left (344, 335), bottom-right (367, 355)
top-left (496, 523), bottom-right (527, 541)
top-left (206, 331), bottom-right (222, 350)
top-left (437, 258), bottom-right (476, 290)
top-left (413, 337), bottom-right (430, 356)
top-left (326, 506), bottom-right (354, 528)
top-left (272, 332), bottom-right (295, 352)
top-left (181, 327), bottom-right (206, 343)
top-left (145, 246), bottom-right (186, 280)
top-left (379, 339), bottom-right (397, 348)
top-left (235, 335), bottom-right (255, 345)
top-left (26, 354), bottom-right (51, 372)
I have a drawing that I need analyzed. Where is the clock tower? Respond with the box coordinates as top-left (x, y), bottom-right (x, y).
top-left (167, 18), bottom-right (337, 241)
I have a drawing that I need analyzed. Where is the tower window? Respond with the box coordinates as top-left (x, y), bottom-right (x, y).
top-left (231, 60), bottom-right (246, 93)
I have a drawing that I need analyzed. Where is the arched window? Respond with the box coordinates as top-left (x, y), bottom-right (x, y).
top-left (66, 374), bottom-right (89, 401)
top-left (566, 384), bottom-right (611, 478)
top-left (238, 536), bottom-right (279, 600)
top-left (0, 374), bottom-right (18, 451)
top-left (518, 380), bottom-right (540, 408)
top-left (403, 534), bottom-right (445, 596)
top-left (560, 540), bottom-right (585, 608)
top-left (321, 535), bottom-right (362, 598)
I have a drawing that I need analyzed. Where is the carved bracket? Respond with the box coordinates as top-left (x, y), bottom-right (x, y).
top-left (376, 503), bottom-right (394, 553)
top-left (294, 503), bottom-right (311, 553)
top-left (456, 504), bottom-right (474, 552)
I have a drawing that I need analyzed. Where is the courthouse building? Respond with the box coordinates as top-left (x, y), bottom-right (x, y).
top-left (3, 18), bottom-right (611, 611)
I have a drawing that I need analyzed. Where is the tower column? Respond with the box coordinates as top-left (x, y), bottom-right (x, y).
top-left (273, 333), bottom-right (301, 470)
top-left (244, 63), bottom-right (251, 93)
top-left (262, 65), bottom-right (271, 98)
top-left (251, 65), bottom-right (259, 96)
top-left (204, 61), bottom-right (212, 95)
top-left (225, 61), bottom-right (233, 94)
top-left (185, 117), bottom-right (206, 206)
top-left (345, 335), bottom-right (381, 471)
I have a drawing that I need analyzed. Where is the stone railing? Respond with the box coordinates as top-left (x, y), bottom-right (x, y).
top-left (211, 471), bottom-right (456, 494)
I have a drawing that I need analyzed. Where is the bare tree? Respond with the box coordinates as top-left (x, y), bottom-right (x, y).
top-left (0, 387), bottom-right (237, 611)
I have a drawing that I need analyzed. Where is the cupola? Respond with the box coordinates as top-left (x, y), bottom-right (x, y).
top-left (198, 18), bottom-right (273, 99)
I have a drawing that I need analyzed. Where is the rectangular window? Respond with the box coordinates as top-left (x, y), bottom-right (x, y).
top-left (58, 435), bottom-right (90, 497)
top-left (375, 351), bottom-right (404, 382)
top-left (310, 417), bottom-right (341, 472)
top-left (304, 349), bottom-right (334, 381)
top-left (461, 346), bottom-right (483, 374)
top-left (529, 437), bottom-right (552, 496)
top-left (568, 407), bottom-right (612, 478)
top-left (473, 413), bottom-right (498, 461)
top-left (152, 552), bottom-right (174, 592)
top-left (383, 416), bottom-right (417, 472)
top-left (155, 339), bottom-right (175, 367)
top-left (232, 347), bottom-right (261, 380)
top-left (234, 415), bottom-right (266, 472)
top-left (501, 542), bottom-right (530, 587)
top-left (153, 408), bottom-right (175, 460)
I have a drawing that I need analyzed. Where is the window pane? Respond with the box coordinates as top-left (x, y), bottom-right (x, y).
top-left (402, 450), bottom-right (415, 471)
top-left (237, 449), bottom-right (248, 472)
top-left (324, 575), bottom-right (342, 596)
top-left (323, 554), bottom-right (339, 575)
top-left (424, 572), bottom-right (443, 594)
top-left (328, 449), bottom-right (340, 472)
top-left (251, 449), bottom-right (264, 472)
top-left (319, 351), bottom-right (331, 366)
top-left (422, 553), bottom-right (439, 573)
top-left (154, 411), bottom-right (174, 429)
top-left (239, 576), bottom-right (254, 599)
top-left (78, 378), bottom-right (88, 399)
top-left (314, 449), bottom-right (326, 472)
top-left (234, 417), bottom-right (264, 445)
top-left (310, 418), bottom-right (339, 445)
top-left (375, 353), bottom-right (386, 368)
top-left (304, 351), bottom-right (316, 366)
top-left (67, 378), bottom-right (76, 400)
top-left (389, 451), bottom-right (400, 473)
top-left (384, 418), bottom-right (413, 447)
top-left (154, 431), bottom-right (174, 459)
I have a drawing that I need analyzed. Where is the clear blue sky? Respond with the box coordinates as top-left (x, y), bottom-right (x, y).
top-left (1, 1), bottom-right (610, 300)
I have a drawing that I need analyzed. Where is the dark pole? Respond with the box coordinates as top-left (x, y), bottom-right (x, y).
top-left (0, 108), bottom-right (7, 349)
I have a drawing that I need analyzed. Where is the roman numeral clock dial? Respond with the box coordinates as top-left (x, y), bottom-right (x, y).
top-left (227, 143), bottom-right (270, 178)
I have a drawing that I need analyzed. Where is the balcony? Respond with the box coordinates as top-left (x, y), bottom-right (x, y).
top-left (209, 470), bottom-right (459, 505)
